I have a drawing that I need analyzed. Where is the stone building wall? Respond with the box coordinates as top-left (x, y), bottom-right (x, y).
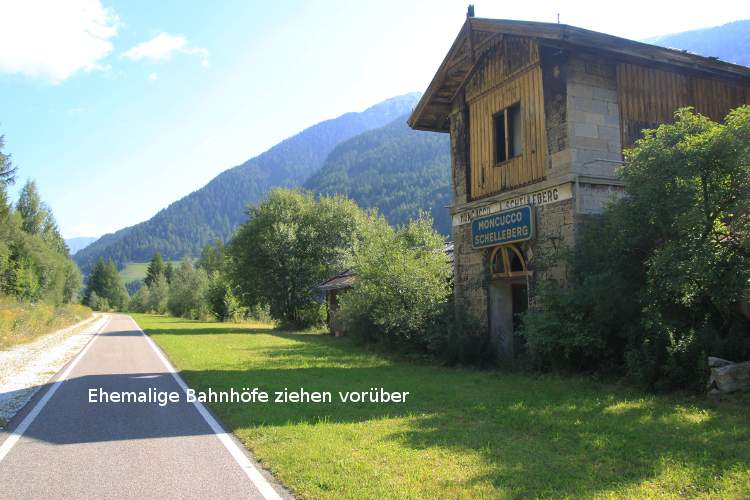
top-left (565, 55), bottom-right (624, 179)
top-left (448, 53), bottom-right (627, 338)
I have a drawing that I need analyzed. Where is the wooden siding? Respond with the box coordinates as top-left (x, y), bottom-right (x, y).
top-left (617, 63), bottom-right (750, 146)
top-left (467, 38), bottom-right (546, 199)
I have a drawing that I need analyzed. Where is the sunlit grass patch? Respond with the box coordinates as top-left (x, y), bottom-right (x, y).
top-left (134, 313), bottom-right (750, 499)
top-left (0, 296), bottom-right (92, 349)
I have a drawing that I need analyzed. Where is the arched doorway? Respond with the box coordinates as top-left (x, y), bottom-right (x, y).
top-left (488, 244), bottom-right (529, 360)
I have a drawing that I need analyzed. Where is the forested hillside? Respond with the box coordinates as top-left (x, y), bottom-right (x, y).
top-left (304, 115), bottom-right (451, 234)
top-left (646, 19), bottom-right (750, 66)
top-left (74, 93), bottom-right (420, 274)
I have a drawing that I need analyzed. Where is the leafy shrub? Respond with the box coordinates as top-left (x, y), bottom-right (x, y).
top-left (206, 271), bottom-right (246, 322)
top-left (167, 259), bottom-right (209, 319)
top-left (280, 302), bottom-right (325, 330)
top-left (147, 274), bottom-right (169, 314)
top-left (426, 302), bottom-right (495, 366)
top-left (246, 303), bottom-right (272, 323)
top-left (339, 213), bottom-right (451, 349)
top-left (521, 107), bottom-right (750, 390)
top-left (127, 285), bottom-right (151, 313)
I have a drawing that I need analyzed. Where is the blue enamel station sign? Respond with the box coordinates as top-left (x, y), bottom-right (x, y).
top-left (471, 205), bottom-right (534, 249)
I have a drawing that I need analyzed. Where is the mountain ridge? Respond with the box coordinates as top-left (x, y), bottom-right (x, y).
top-left (74, 93), bottom-right (421, 274)
top-left (644, 19), bottom-right (750, 67)
top-left (304, 115), bottom-right (451, 234)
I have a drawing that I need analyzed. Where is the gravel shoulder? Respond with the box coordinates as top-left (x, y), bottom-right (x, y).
top-left (0, 313), bottom-right (107, 427)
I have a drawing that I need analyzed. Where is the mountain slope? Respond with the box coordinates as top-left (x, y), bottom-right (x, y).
top-left (646, 19), bottom-right (750, 67)
top-left (65, 236), bottom-right (98, 255)
top-left (74, 93), bottom-right (420, 274)
top-left (304, 114), bottom-right (451, 234)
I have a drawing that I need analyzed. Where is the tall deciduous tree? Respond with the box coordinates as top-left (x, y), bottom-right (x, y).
top-left (198, 241), bottom-right (226, 276)
top-left (229, 189), bottom-right (365, 326)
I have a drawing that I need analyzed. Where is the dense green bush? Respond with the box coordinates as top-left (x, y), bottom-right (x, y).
top-left (229, 189), bottom-right (365, 328)
top-left (521, 107), bottom-right (750, 390)
top-left (338, 213), bottom-right (452, 350)
top-left (205, 271), bottom-right (245, 322)
top-left (167, 259), bottom-right (209, 319)
top-left (127, 285), bottom-right (150, 313)
top-left (426, 301), bottom-right (495, 366)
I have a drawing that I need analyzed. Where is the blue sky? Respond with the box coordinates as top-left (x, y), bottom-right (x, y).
top-left (1, 0), bottom-right (748, 238)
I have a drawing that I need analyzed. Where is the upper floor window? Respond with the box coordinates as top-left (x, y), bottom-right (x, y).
top-left (493, 103), bottom-right (523, 164)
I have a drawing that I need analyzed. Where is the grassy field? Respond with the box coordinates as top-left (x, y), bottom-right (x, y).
top-left (0, 297), bottom-right (92, 349)
top-left (133, 314), bottom-right (750, 499)
top-left (119, 261), bottom-right (182, 282)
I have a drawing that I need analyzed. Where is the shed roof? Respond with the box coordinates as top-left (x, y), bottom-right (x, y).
top-left (318, 269), bottom-right (357, 291)
top-left (408, 18), bottom-right (750, 132)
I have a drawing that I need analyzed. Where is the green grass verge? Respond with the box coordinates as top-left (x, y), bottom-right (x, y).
top-left (133, 313), bottom-right (750, 499)
top-left (119, 261), bottom-right (181, 282)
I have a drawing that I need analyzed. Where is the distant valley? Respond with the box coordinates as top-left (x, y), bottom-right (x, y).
top-left (65, 236), bottom-right (98, 255)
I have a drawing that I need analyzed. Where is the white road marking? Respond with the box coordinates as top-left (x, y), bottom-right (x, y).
top-left (133, 317), bottom-right (282, 500)
top-left (0, 315), bottom-right (111, 463)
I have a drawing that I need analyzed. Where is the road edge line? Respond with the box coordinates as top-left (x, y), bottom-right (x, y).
top-left (0, 314), bottom-right (111, 463)
top-left (132, 317), bottom-right (283, 500)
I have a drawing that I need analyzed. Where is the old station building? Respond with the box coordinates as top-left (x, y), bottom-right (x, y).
top-left (409, 14), bottom-right (750, 359)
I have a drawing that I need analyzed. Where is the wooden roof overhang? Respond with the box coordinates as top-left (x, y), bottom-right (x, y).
top-left (318, 270), bottom-right (357, 292)
top-left (408, 18), bottom-right (750, 133)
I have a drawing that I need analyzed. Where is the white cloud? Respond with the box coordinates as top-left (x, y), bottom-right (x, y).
top-left (148, 72), bottom-right (158, 81)
top-left (122, 32), bottom-right (208, 67)
top-left (0, 0), bottom-right (119, 83)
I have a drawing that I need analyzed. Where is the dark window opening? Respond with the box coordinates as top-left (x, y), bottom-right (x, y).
top-left (490, 244), bottom-right (528, 279)
top-left (494, 111), bottom-right (507, 163)
top-left (493, 103), bottom-right (523, 164)
top-left (491, 248), bottom-right (506, 275)
top-left (509, 249), bottom-right (524, 273)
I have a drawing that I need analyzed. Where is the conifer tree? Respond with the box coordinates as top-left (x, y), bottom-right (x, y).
top-left (145, 252), bottom-right (166, 287)
top-left (83, 257), bottom-right (128, 310)
top-left (164, 261), bottom-right (175, 284)
top-left (0, 135), bottom-right (15, 220)
top-left (16, 180), bottom-right (48, 235)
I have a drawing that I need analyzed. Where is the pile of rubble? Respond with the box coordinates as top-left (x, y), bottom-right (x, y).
top-left (707, 356), bottom-right (750, 395)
